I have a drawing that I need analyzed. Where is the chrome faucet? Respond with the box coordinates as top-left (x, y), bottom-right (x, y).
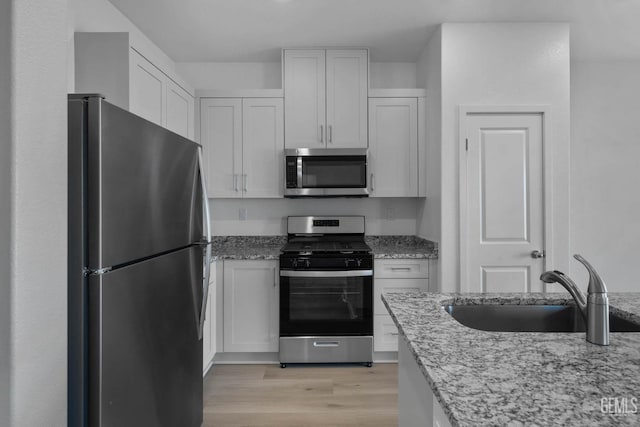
top-left (540, 254), bottom-right (609, 346)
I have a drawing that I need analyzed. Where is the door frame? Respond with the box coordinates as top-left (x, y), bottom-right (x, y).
top-left (458, 105), bottom-right (553, 293)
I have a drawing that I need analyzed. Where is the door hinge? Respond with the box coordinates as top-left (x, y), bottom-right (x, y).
top-left (465, 138), bottom-right (469, 151)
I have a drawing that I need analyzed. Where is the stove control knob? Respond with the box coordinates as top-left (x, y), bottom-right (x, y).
top-left (305, 259), bottom-right (311, 268)
top-left (357, 259), bottom-right (362, 267)
top-left (291, 259), bottom-right (298, 268)
top-left (344, 258), bottom-right (356, 267)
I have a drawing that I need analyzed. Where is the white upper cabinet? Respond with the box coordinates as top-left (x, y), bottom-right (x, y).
top-left (74, 32), bottom-right (195, 139)
top-left (284, 49), bottom-right (368, 149)
top-left (166, 78), bottom-right (195, 139)
top-left (368, 97), bottom-right (418, 197)
top-left (200, 98), bottom-right (243, 198)
top-left (129, 49), bottom-right (166, 127)
top-left (283, 50), bottom-right (326, 149)
top-left (200, 97), bottom-right (284, 198)
top-left (242, 98), bottom-right (285, 198)
top-left (325, 50), bottom-right (368, 148)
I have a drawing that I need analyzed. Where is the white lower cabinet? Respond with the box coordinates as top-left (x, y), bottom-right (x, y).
top-left (374, 259), bottom-right (429, 353)
top-left (202, 262), bottom-right (217, 374)
top-left (223, 260), bottom-right (279, 353)
top-left (399, 336), bottom-right (452, 427)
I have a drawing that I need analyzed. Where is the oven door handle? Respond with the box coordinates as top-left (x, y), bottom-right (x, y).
top-left (279, 270), bottom-right (373, 278)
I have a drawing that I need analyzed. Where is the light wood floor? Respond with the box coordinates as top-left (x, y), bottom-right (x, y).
top-left (203, 363), bottom-right (398, 427)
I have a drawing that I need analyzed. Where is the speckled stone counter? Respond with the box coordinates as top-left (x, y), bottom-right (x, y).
top-left (365, 235), bottom-right (438, 259)
top-left (210, 235), bottom-right (438, 260)
top-left (210, 236), bottom-right (286, 260)
top-left (382, 292), bottom-right (640, 426)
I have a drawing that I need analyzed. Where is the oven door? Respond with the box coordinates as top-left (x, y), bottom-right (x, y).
top-left (279, 270), bottom-right (373, 336)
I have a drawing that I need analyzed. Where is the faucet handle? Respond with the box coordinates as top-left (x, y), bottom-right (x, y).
top-left (573, 254), bottom-right (608, 294)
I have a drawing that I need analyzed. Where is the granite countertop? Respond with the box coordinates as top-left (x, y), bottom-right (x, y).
top-left (210, 236), bottom-right (286, 260)
top-left (382, 292), bottom-right (640, 426)
top-left (209, 235), bottom-right (438, 260)
top-left (366, 235), bottom-right (438, 259)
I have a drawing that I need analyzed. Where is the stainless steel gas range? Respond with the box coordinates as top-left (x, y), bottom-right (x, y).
top-left (279, 216), bottom-right (373, 368)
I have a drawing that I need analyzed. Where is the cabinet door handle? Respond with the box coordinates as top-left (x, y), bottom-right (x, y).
top-left (234, 174), bottom-right (239, 192)
top-left (320, 125), bottom-right (324, 143)
top-left (243, 174), bottom-right (248, 192)
top-left (391, 267), bottom-right (412, 271)
top-left (370, 173), bottom-right (375, 192)
top-left (328, 125), bottom-right (332, 143)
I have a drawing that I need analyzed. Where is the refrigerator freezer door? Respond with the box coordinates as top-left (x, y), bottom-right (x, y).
top-left (88, 246), bottom-right (203, 427)
top-left (86, 98), bottom-right (203, 269)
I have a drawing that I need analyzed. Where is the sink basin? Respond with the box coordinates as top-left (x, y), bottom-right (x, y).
top-left (445, 304), bottom-right (640, 333)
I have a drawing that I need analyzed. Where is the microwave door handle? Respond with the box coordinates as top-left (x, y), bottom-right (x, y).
top-left (296, 157), bottom-right (303, 188)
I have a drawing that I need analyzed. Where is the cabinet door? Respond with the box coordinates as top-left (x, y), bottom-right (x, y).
top-left (129, 49), bottom-right (166, 127)
top-left (368, 98), bottom-right (418, 197)
top-left (202, 291), bottom-right (213, 373)
top-left (200, 98), bottom-right (242, 198)
top-left (284, 49), bottom-right (326, 148)
top-left (374, 315), bottom-right (400, 352)
top-left (242, 98), bottom-right (284, 198)
top-left (166, 78), bottom-right (194, 139)
top-left (326, 49), bottom-right (368, 148)
top-left (223, 260), bottom-right (279, 352)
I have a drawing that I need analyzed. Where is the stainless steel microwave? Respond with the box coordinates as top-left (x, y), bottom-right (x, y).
top-left (284, 148), bottom-right (369, 197)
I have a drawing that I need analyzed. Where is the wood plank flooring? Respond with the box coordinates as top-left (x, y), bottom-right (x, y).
top-left (203, 363), bottom-right (398, 427)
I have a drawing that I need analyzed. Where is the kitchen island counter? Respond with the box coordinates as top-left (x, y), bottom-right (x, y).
top-left (382, 292), bottom-right (640, 426)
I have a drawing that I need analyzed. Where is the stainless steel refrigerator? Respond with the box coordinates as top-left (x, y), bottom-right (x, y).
top-left (68, 94), bottom-right (212, 427)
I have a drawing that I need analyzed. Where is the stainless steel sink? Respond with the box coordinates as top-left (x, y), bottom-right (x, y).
top-left (444, 305), bottom-right (640, 333)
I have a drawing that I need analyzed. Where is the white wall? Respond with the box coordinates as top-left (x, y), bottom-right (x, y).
top-left (369, 62), bottom-right (417, 88)
top-left (432, 23), bottom-right (571, 291)
top-left (0, 0), bottom-right (11, 422)
top-left (176, 61), bottom-right (418, 90)
top-left (415, 28), bottom-right (442, 288)
top-left (210, 198), bottom-right (419, 236)
top-left (67, 0), bottom-right (183, 93)
top-left (177, 62), bottom-right (282, 90)
top-left (570, 60), bottom-right (640, 292)
top-left (1, 0), bottom-right (68, 425)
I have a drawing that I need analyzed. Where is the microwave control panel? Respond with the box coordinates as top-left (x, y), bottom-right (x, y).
top-left (285, 157), bottom-right (298, 188)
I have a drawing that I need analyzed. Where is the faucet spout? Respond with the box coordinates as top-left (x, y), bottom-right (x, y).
top-left (540, 254), bottom-right (609, 346)
top-left (540, 270), bottom-right (587, 320)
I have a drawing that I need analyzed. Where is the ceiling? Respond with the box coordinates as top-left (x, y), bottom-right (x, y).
top-left (107, 0), bottom-right (640, 63)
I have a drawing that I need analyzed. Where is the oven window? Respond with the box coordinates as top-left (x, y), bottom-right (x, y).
top-left (301, 156), bottom-right (366, 188)
top-left (280, 275), bottom-right (373, 336)
top-left (290, 279), bottom-right (365, 321)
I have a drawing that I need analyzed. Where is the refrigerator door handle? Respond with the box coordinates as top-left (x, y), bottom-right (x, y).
top-left (197, 147), bottom-right (212, 339)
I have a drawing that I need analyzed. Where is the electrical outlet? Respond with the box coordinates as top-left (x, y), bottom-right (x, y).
top-left (239, 208), bottom-right (248, 220)
top-left (386, 207), bottom-right (395, 220)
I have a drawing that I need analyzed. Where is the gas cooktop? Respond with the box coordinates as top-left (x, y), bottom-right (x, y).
top-left (281, 239), bottom-right (371, 254)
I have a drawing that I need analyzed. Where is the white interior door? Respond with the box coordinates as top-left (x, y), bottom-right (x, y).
top-left (462, 112), bottom-right (546, 293)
